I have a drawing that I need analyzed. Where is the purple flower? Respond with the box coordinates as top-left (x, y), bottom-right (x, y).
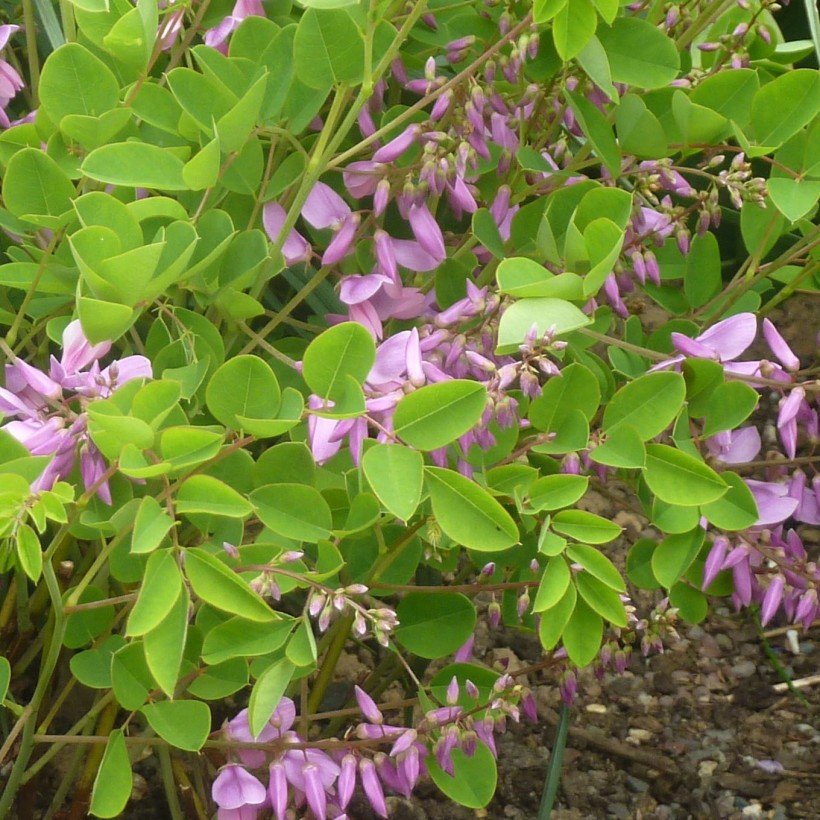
top-left (212, 765), bottom-right (267, 811)
top-left (408, 202), bottom-right (446, 261)
top-left (263, 202), bottom-right (311, 266)
top-left (372, 124), bottom-right (421, 163)
top-left (706, 427), bottom-right (761, 464)
top-left (762, 319), bottom-right (800, 371)
top-left (745, 480), bottom-right (799, 526)
top-left (1, 320), bottom-right (151, 499)
top-left (204, 0), bottom-right (264, 52)
top-left (760, 576), bottom-right (785, 626)
top-left (0, 26), bottom-right (24, 129)
top-left (302, 182), bottom-right (352, 230)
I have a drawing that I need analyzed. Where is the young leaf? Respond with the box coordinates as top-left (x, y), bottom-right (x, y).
top-left (566, 544), bottom-right (624, 591)
top-left (538, 583), bottom-right (577, 650)
top-left (176, 475), bottom-right (254, 518)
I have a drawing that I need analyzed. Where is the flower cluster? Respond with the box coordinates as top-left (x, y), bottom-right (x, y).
top-left (0, 322), bottom-right (151, 501)
top-left (0, 25), bottom-right (24, 129)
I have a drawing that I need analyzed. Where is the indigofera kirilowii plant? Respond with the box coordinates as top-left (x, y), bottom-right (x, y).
top-left (0, 0), bottom-right (817, 816)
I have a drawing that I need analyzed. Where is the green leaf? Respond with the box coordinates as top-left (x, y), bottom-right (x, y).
top-left (2, 148), bottom-right (75, 219)
top-left (126, 549), bottom-right (183, 636)
top-left (186, 658), bottom-right (249, 700)
top-left (574, 572), bottom-right (627, 627)
top-left (0, 656), bottom-right (9, 703)
top-left (496, 298), bottom-right (591, 354)
top-left (293, 8), bottom-right (364, 89)
top-left (562, 596), bottom-right (602, 666)
top-left (182, 138), bottom-right (221, 190)
top-left (551, 510), bottom-right (621, 544)
top-left (566, 89), bottom-right (621, 178)
top-left (89, 730), bottom-right (132, 818)
top-left (538, 583), bottom-right (577, 649)
top-left (566, 544), bottom-right (624, 591)
top-left (184, 548), bottom-right (276, 622)
top-left (553, 0), bottom-right (597, 61)
top-left (251, 484), bottom-right (333, 542)
top-left (16, 523), bottom-right (42, 582)
top-left (691, 69), bottom-right (758, 129)
top-left (644, 445), bottom-right (727, 506)
top-left (362, 444), bottom-right (424, 520)
top-left (527, 475), bottom-right (589, 511)
top-left (701, 381), bottom-right (758, 437)
top-left (669, 582), bottom-right (707, 624)
top-left (285, 615), bottom-right (317, 667)
top-left (393, 381), bottom-right (487, 451)
top-left (206, 355), bottom-right (282, 430)
top-left (497, 257), bottom-right (559, 298)
top-left (651, 497), bottom-right (700, 534)
top-left (39, 43), bottom-right (120, 124)
top-left (751, 70), bottom-right (820, 149)
top-left (651, 527), bottom-right (705, 588)
top-left (428, 744), bottom-right (497, 808)
top-left (395, 592), bottom-right (476, 659)
top-left (671, 90), bottom-right (729, 146)
top-left (596, 17), bottom-right (679, 89)
top-left (577, 36), bottom-right (617, 102)
top-left (767, 177), bottom-right (820, 222)
top-left (533, 556), bottom-right (571, 612)
top-left (425, 467), bottom-right (519, 552)
top-left (472, 208), bottom-right (506, 257)
top-left (681, 233), bottom-right (722, 309)
top-left (82, 143), bottom-right (188, 190)
top-left (202, 617), bottom-right (294, 665)
top-left (528, 362), bottom-right (600, 432)
top-left (176, 475), bottom-right (253, 518)
top-left (626, 538), bottom-right (661, 589)
top-left (111, 642), bottom-right (153, 710)
top-left (131, 496), bottom-right (174, 554)
top-left (144, 587), bottom-right (189, 697)
top-left (248, 658), bottom-right (296, 738)
top-left (141, 700), bottom-right (211, 751)
top-left (589, 424), bottom-right (646, 468)
top-left (302, 322), bottom-right (375, 401)
top-left (700, 472), bottom-right (758, 531)
top-left (602, 371), bottom-right (686, 441)
top-left (615, 94), bottom-right (668, 158)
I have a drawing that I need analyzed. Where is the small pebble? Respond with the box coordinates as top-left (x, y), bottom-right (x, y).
top-left (625, 775), bottom-right (649, 793)
top-left (698, 760), bottom-right (718, 778)
top-left (627, 728), bottom-right (652, 743)
top-left (585, 703), bottom-right (607, 714)
top-left (730, 659), bottom-right (756, 679)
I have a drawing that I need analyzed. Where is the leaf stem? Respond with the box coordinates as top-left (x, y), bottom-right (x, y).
top-left (537, 703), bottom-right (571, 819)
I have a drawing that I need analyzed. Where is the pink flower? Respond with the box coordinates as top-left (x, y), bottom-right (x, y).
top-left (204, 0), bottom-right (264, 52)
top-left (212, 765), bottom-right (267, 811)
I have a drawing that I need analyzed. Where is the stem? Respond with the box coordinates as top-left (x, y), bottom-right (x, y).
top-left (307, 614), bottom-right (356, 714)
top-left (0, 560), bottom-right (66, 815)
top-left (22, 0), bottom-right (41, 102)
top-left (159, 745), bottom-right (185, 820)
top-left (537, 703), bottom-right (571, 819)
